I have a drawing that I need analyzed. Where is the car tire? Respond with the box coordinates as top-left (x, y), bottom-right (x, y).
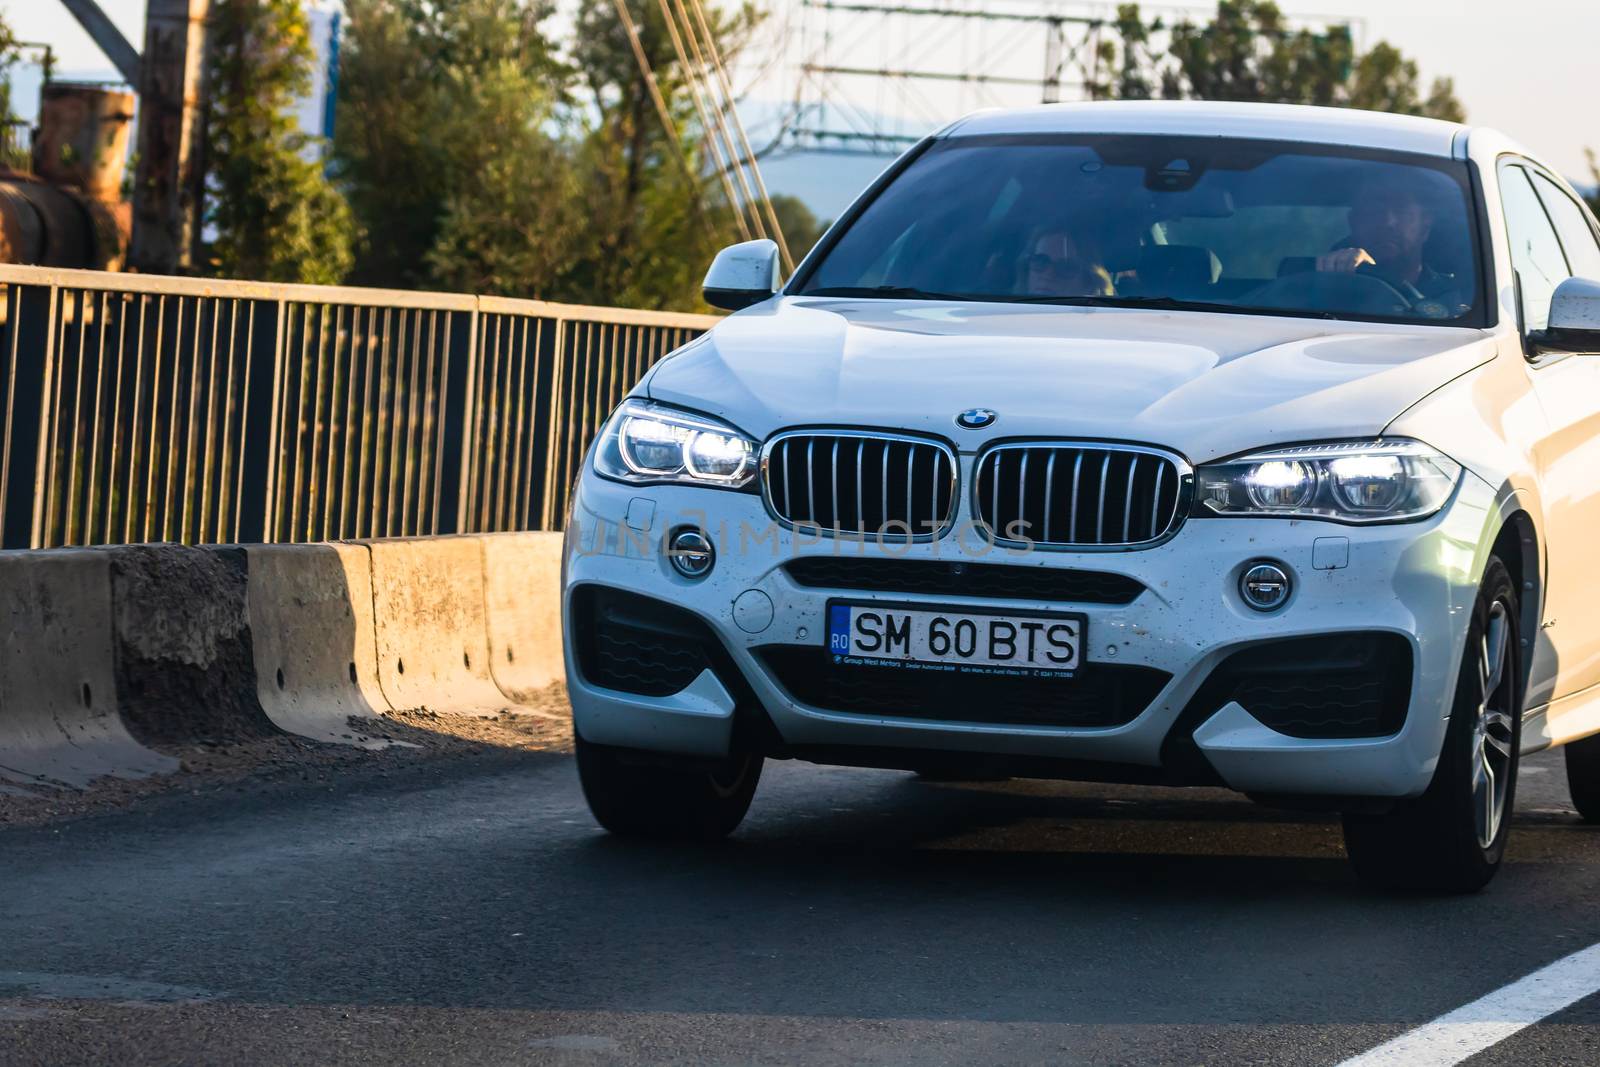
top-left (575, 736), bottom-right (762, 840)
top-left (1342, 557), bottom-right (1522, 893)
top-left (1564, 735), bottom-right (1600, 823)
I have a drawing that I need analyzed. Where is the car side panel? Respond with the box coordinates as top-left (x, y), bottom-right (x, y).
top-left (1387, 341), bottom-right (1556, 710)
top-left (1523, 357), bottom-right (1600, 706)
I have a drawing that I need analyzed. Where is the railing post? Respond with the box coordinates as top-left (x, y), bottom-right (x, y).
top-left (439, 303), bottom-right (479, 536)
top-left (1, 285), bottom-right (56, 549)
top-left (458, 303), bottom-right (481, 534)
top-left (26, 285), bottom-right (62, 549)
top-left (238, 297), bottom-right (283, 545)
top-left (541, 317), bottom-right (569, 531)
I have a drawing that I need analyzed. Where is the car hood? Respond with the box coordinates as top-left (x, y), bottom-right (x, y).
top-left (644, 297), bottom-right (1495, 463)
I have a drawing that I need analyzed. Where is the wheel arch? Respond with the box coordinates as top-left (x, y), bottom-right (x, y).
top-left (1485, 505), bottom-right (1542, 714)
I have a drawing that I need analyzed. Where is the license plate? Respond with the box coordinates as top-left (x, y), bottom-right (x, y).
top-left (826, 601), bottom-right (1086, 678)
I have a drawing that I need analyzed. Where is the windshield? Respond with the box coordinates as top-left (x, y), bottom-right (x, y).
top-left (796, 134), bottom-right (1484, 325)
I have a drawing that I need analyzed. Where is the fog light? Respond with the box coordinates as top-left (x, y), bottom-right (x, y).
top-left (1240, 562), bottom-right (1291, 612)
top-left (667, 528), bottom-right (715, 579)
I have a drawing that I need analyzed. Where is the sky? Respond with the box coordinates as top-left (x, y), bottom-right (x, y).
top-left (5, 0), bottom-right (1596, 216)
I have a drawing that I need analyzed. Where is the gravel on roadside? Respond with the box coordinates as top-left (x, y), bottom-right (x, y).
top-left (0, 685), bottom-right (575, 829)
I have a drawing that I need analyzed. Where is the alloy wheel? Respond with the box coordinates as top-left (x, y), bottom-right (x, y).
top-left (1472, 600), bottom-right (1516, 849)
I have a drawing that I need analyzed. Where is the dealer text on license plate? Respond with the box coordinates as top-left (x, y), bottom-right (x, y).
top-left (826, 602), bottom-right (1085, 677)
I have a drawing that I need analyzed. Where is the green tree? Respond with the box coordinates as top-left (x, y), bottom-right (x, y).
top-left (557, 0), bottom-right (762, 309)
top-left (0, 12), bottom-right (22, 170)
top-left (336, 0), bottom-right (766, 309)
top-left (1162, 0), bottom-right (1352, 105)
top-left (769, 194), bottom-right (827, 261)
top-left (0, 12), bottom-right (17, 123)
top-left (1347, 42), bottom-right (1464, 122)
top-left (335, 0), bottom-right (568, 291)
top-left (1099, 1), bottom-right (1464, 121)
top-left (204, 0), bottom-right (355, 284)
top-left (424, 62), bottom-right (580, 296)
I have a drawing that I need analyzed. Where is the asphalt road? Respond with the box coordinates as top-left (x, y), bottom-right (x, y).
top-left (2, 745), bottom-right (1599, 1066)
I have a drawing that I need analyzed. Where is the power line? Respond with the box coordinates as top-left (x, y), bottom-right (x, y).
top-left (654, 0), bottom-right (756, 243)
top-left (609, 0), bottom-right (719, 242)
top-left (684, 0), bottom-right (795, 271)
top-left (778, 0), bottom-right (1367, 155)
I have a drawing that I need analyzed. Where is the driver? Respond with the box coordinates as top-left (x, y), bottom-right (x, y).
top-left (1022, 225), bottom-right (1115, 298)
top-left (1316, 176), bottom-right (1454, 300)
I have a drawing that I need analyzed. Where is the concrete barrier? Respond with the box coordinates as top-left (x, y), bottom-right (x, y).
top-left (244, 542), bottom-right (395, 747)
top-left (0, 533), bottom-right (575, 785)
top-left (481, 532), bottom-right (566, 703)
top-left (0, 550), bottom-right (176, 787)
top-left (108, 545), bottom-right (283, 746)
top-left (368, 537), bottom-right (516, 716)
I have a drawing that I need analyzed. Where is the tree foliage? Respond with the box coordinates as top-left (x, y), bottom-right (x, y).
top-left (336, 0), bottom-right (569, 291)
top-left (1348, 42), bottom-right (1465, 122)
top-left (0, 12), bottom-right (24, 172)
top-left (424, 59), bottom-right (580, 296)
top-left (0, 12), bottom-right (18, 125)
top-left (770, 195), bottom-right (828, 261)
top-left (203, 0), bottom-right (355, 284)
top-left (334, 0), bottom-right (765, 309)
top-left (1094, 1), bottom-right (1464, 122)
top-left (562, 0), bottom-right (762, 308)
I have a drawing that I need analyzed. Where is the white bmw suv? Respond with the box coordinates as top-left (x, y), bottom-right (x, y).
top-left (562, 101), bottom-right (1600, 892)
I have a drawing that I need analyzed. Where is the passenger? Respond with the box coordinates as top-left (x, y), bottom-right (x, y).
top-left (1022, 226), bottom-right (1115, 298)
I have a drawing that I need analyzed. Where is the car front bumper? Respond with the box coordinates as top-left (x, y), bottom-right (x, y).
top-left (562, 466), bottom-right (1498, 799)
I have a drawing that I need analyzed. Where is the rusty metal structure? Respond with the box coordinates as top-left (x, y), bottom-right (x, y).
top-left (18, 0), bottom-right (200, 273)
top-left (128, 0), bottom-right (211, 274)
top-left (0, 264), bottom-right (716, 549)
top-left (0, 84), bottom-right (134, 270)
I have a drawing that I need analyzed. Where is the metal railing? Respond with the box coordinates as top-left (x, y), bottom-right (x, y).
top-left (0, 264), bottom-right (717, 548)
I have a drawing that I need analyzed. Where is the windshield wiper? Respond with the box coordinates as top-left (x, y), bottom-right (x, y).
top-left (1006, 293), bottom-right (1340, 319)
top-left (801, 285), bottom-right (974, 301)
top-left (802, 288), bottom-right (1346, 320)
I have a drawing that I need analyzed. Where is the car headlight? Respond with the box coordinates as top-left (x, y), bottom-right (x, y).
top-left (1194, 440), bottom-right (1461, 524)
top-left (593, 399), bottom-right (758, 489)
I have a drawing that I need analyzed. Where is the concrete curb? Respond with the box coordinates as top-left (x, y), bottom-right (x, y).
top-left (0, 550), bottom-right (177, 788)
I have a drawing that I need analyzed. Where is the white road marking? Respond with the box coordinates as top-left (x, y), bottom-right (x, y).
top-left (1338, 940), bottom-right (1600, 1066)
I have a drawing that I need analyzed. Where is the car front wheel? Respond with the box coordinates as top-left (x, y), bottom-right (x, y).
top-left (1342, 557), bottom-right (1522, 893)
top-left (576, 736), bottom-right (762, 840)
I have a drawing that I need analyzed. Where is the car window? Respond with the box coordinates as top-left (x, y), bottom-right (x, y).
top-left (1499, 165), bottom-right (1572, 333)
top-left (1530, 171), bottom-right (1600, 282)
top-left (797, 134), bottom-right (1484, 326)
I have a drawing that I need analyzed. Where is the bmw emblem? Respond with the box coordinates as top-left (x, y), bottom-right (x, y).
top-left (956, 408), bottom-right (997, 430)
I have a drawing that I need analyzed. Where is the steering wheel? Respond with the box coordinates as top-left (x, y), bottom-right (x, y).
top-left (1244, 268), bottom-right (1415, 317)
top-left (1355, 263), bottom-right (1426, 304)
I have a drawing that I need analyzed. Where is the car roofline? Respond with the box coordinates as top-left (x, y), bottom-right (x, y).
top-left (937, 101), bottom-right (1468, 160)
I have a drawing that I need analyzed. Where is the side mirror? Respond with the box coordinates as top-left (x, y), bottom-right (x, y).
top-left (703, 239), bottom-right (779, 311)
top-left (1536, 276), bottom-right (1600, 354)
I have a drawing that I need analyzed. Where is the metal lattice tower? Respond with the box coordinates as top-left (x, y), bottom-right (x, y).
top-left (771, 0), bottom-right (1366, 156)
